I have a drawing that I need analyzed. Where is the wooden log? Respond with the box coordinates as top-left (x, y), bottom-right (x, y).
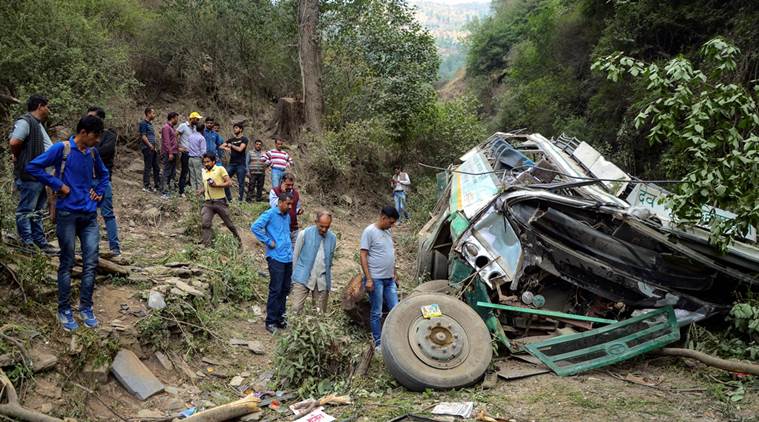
top-left (183, 395), bottom-right (261, 422)
top-left (0, 369), bottom-right (63, 422)
top-left (659, 347), bottom-right (759, 376)
top-left (73, 255), bottom-right (130, 275)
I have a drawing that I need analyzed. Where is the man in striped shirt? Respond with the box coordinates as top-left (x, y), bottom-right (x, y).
top-left (263, 138), bottom-right (292, 189)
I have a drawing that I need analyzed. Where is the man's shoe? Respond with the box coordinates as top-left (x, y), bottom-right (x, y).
top-left (58, 310), bottom-right (79, 332)
top-left (142, 187), bottom-right (151, 192)
top-left (39, 244), bottom-right (59, 256)
top-left (265, 324), bottom-right (278, 334)
top-left (79, 307), bottom-right (98, 328)
top-left (160, 194), bottom-right (170, 200)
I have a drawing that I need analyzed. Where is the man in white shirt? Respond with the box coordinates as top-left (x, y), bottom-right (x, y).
top-left (391, 166), bottom-right (411, 223)
top-left (176, 111), bottom-right (202, 197)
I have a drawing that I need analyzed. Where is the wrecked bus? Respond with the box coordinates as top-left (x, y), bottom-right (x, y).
top-left (380, 132), bottom-right (759, 391)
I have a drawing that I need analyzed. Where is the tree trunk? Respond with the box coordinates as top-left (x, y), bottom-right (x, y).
top-left (297, 0), bottom-right (324, 134)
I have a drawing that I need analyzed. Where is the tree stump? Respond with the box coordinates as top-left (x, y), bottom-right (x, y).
top-left (271, 97), bottom-right (304, 141)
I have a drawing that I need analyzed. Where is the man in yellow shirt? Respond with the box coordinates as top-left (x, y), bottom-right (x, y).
top-left (199, 153), bottom-right (241, 246)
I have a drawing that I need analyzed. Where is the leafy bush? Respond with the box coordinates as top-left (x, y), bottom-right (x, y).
top-left (274, 313), bottom-right (367, 396)
top-left (0, 0), bottom-right (142, 122)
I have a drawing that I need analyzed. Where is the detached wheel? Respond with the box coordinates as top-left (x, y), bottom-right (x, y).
top-left (409, 280), bottom-right (450, 297)
top-left (381, 293), bottom-right (492, 391)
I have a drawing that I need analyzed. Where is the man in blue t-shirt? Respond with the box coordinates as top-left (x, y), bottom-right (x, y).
top-left (26, 115), bottom-right (110, 332)
top-left (139, 107), bottom-right (160, 192)
top-left (203, 117), bottom-right (223, 165)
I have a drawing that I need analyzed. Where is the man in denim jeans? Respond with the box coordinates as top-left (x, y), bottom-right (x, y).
top-left (26, 115), bottom-right (110, 332)
top-left (252, 193), bottom-right (294, 334)
top-left (87, 107), bottom-right (122, 261)
top-left (360, 205), bottom-right (400, 351)
top-left (8, 94), bottom-right (57, 255)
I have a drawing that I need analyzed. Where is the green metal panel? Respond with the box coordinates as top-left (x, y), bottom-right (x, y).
top-left (524, 307), bottom-right (680, 376)
top-left (448, 257), bottom-right (474, 286)
top-left (449, 211), bottom-right (470, 241)
top-left (476, 302), bottom-right (618, 325)
top-left (465, 278), bottom-right (513, 352)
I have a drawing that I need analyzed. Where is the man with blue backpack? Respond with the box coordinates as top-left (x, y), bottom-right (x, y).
top-left (26, 115), bottom-right (110, 332)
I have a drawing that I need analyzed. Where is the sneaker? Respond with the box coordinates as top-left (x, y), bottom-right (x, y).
top-left (142, 187), bottom-right (151, 192)
top-left (79, 307), bottom-right (98, 328)
top-left (39, 244), bottom-right (60, 256)
top-left (160, 194), bottom-right (170, 200)
top-left (109, 254), bottom-right (128, 265)
top-left (58, 310), bottom-right (79, 332)
top-left (265, 324), bottom-right (278, 334)
top-left (277, 320), bottom-right (288, 329)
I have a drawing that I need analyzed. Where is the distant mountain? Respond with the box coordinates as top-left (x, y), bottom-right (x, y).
top-left (409, 0), bottom-right (491, 81)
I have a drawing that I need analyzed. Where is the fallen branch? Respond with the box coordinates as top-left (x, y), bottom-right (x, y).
top-left (183, 394), bottom-right (261, 422)
top-left (659, 347), bottom-right (759, 376)
top-left (0, 325), bottom-right (31, 367)
top-left (0, 262), bottom-right (26, 302)
top-left (71, 382), bottom-right (128, 422)
top-left (0, 369), bottom-right (62, 422)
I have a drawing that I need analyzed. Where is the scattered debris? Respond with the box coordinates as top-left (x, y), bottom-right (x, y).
top-left (182, 394), bottom-right (260, 421)
top-left (29, 348), bottom-right (58, 373)
top-left (432, 402), bottom-right (474, 418)
top-left (230, 376), bottom-right (244, 387)
top-left (111, 349), bottom-right (165, 400)
top-left (155, 351), bottom-right (173, 371)
top-left (148, 290), bottom-right (167, 310)
top-left (294, 408), bottom-right (335, 422)
top-left (247, 341), bottom-right (265, 355)
top-left (525, 307), bottom-right (680, 376)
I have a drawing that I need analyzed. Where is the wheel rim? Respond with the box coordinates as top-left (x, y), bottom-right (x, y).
top-left (408, 315), bottom-right (469, 369)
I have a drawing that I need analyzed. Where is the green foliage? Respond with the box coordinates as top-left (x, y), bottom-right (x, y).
top-left (467, 0), bottom-right (759, 181)
top-left (274, 313), bottom-right (366, 396)
top-left (0, 0), bottom-right (141, 122)
top-left (593, 38), bottom-right (759, 247)
top-left (142, 0), bottom-right (299, 105)
top-left (137, 298), bottom-right (217, 354)
top-left (322, 0), bottom-right (439, 135)
top-left (409, 96), bottom-right (488, 166)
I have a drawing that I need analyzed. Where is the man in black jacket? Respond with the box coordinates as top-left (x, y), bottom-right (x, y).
top-left (87, 107), bottom-right (122, 260)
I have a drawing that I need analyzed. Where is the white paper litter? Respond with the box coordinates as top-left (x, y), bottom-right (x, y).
top-left (293, 407), bottom-right (335, 422)
top-left (432, 401), bottom-right (474, 418)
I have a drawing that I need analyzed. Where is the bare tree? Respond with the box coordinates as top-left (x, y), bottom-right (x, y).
top-left (297, 0), bottom-right (324, 134)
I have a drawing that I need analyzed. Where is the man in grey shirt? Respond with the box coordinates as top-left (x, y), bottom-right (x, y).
top-left (8, 94), bottom-right (57, 254)
top-left (360, 205), bottom-right (400, 349)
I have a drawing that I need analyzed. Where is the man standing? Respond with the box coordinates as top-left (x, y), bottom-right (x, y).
top-left (360, 206), bottom-right (400, 350)
top-left (391, 166), bottom-right (411, 223)
top-left (26, 115), bottom-right (109, 331)
top-left (291, 211), bottom-right (337, 314)
top-left (139, 107), bottom-right (160, 192)
top-left (252, 193), bottom-right (293, 334)
top-left (87, 107), bottom-right (122, 259)
top-left (176, 111), bottom-right (202, 197)
top-left (8, 94), bottom-right (56, 254)
top-left (246, 139), bottom-right (267, 202)
top-left (263, 138), bottom-right (292, 189)
top-left (222, 123), bottom-right (248, 202)
top-left (203, 117), bottom-right (223, 165)
top-left (187, 121), bottom-right (207, 192)
top-left (160, 112), bottom-right (179, 198)
top-left (199, 153), bottom-right (241, 246)
top-left (268, 173), bottom-right (303, 247)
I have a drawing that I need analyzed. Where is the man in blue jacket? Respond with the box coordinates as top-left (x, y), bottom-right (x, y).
top-left (252, 192), bottom-right (293, 333)
top-left (26, 115), bottom-right (110, 332)
top-left (290, 210), bottom-right (337, 314)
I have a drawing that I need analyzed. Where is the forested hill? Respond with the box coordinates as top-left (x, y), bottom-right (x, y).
top-left (409, 0), bottom-right (490, 80)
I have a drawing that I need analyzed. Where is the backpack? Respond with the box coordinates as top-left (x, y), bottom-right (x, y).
top-left (50, 141), bottom-right (99, 223)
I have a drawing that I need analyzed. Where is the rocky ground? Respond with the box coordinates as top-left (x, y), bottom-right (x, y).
top-left (1, 149), bottom-right (757, 421)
